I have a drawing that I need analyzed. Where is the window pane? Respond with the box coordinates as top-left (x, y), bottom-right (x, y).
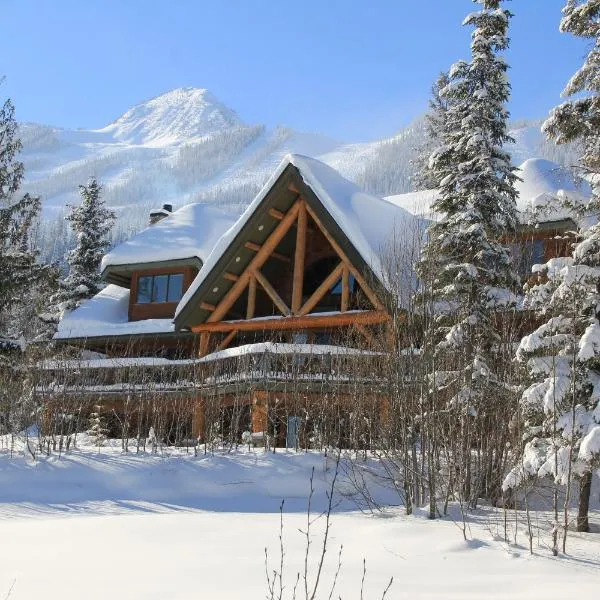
top-left (153, 275), bottom-right (169, 303)
top-left (137, 276), bottom-right (153, 303)
top-left (167, 273), bottom-right (184, 302)
top-left (330, 274), bottom-right (354, 295)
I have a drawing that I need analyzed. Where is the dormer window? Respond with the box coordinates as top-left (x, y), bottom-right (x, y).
top-left (137, 273), bottom-right (184, 304)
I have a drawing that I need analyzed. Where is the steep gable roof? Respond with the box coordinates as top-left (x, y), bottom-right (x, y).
top-left (174, 154), bottom-right (420, 329)
top-left (101, 203), bottom-right (236, 286)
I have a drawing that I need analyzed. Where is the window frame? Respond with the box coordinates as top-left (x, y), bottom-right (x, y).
top-left (134, 272), bottom-right (186, 305)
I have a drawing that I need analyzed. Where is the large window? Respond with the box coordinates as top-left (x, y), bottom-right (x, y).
top-left (137, 273), bottom-right (184, 304)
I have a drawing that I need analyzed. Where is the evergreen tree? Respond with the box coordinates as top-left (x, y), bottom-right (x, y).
top-left (416, 0), bottom-right (519, 502)
top-left (54, 178), bottom-right (115, 318)
top-left (504, 0), bottom-right (600, 535)
top-left (0, 94), bottom-right (52, 341)
top-left (410, 72), bottom-right (451, 191)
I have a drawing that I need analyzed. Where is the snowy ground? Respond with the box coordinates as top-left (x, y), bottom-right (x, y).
top-left (0, 444), bottom-right (598, 599)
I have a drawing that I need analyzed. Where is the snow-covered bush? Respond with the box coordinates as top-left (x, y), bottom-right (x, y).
top-left (87, 405), bottom-right (108, 448)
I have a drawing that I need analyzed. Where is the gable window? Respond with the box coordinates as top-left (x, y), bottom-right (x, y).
top-left (137, 273), bottom-right (184, 304)
top-left (330, 273), bottom-right (355, 295)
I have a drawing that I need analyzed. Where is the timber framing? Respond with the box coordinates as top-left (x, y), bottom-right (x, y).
top-left (172, 162), bottom-right (395, 357)
top-left (191, 310), bottom-right (391, 334)
top-left (174, 163), bottom-right (390, 330)
top-left (188, 194), bottom-right (388, 354)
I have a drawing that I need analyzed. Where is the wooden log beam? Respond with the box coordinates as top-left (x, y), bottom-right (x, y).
top-left (304, 202), bottom-right (385, 311)
top-left (268, 208), bottom-right (285, 220)
top-left (216, 329), bottom-right (238, 352)
top-left (292, 200), bottom-right (307, 314)
top-left (341, 264), bottom-right (350, 312)
top-left (246, 274), bottom-right (256, 319)
top-left (254, 269), bottom-right (291, 316)
top-left (192, 309), bottom-right (391, 333)
top-left (200, 302), bottom-right (216, 312)
top-left (223, 272), bottom-right (239, 282)
top-left (299, 262), bottom-right (344, 317)
top-left (244, 241), bottom-right (291, 263)
top-left (207, 202), bottom-right (301, 323)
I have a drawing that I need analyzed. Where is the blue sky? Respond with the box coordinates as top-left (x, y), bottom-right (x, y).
top-left (0, 0), bottom-right (588, 142)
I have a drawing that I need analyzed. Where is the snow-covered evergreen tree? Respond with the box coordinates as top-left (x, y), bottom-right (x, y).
top-left (504, 0), bottom-right (600, 534)
top-left (54, 178), bottom-right (115, 318)
top-left (416, 0), bottom-right (519, 501)
top-left (0, 93), bottom-right (53, 343)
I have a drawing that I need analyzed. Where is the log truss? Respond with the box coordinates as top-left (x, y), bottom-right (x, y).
top-left (193, 196), bottom-right (390, 355)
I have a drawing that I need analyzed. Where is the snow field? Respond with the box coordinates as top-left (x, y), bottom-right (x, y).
top-left (0, 447), bottom-right (597, 599)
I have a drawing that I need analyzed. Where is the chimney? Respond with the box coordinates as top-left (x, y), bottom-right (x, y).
top-left (149, 203), bottom-right (173, 225)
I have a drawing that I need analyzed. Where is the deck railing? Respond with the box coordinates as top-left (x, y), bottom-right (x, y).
top-left (35, 345), bottom-right (397, 397)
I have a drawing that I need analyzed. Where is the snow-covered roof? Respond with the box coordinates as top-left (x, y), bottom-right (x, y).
top-left (54, 284), bottom-right (175, 340)
top-left (383, 189), bottom-right (439, 219)
top-left (384, 158), bottom-right (591, 226)
top-left (514, 158), bottom-right (590, 224)
top-left (149, 207), bottom-right (171, 217)
top-left (101, 203), bottom-right (236, 272)
top-left (176, 153), bottom-right (420, 320)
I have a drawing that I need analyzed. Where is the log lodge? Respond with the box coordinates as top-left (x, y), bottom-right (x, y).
top-left (42, 155), bottom-right (585, 447)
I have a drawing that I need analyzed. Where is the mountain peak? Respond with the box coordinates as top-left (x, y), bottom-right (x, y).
top-left (103, 87), bottom-right (242, 145)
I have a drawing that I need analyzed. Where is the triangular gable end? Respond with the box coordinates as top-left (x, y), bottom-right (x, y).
top-left (174, 160), bottom-right (393, 351)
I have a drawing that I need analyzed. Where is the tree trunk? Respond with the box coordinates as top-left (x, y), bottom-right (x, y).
top-left (577, 471), bottom-right (592, 533)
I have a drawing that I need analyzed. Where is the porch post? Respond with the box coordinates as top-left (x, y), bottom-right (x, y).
top-left (252, 391), bottom-right (269, 434)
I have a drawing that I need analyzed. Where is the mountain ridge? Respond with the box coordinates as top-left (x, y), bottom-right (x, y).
top-left (18, 87), bottom-right (580, 264)
top-left (100, 87), bottom-right (242, 145)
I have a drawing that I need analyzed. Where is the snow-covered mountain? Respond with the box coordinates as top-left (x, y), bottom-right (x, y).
top-left (101, 87), bottom-right (241, 145)
top-left (19, 87), bottom-right (579, 264)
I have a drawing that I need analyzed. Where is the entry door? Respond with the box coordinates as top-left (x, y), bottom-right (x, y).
top-left (286, 416), bottom-right (301, 449)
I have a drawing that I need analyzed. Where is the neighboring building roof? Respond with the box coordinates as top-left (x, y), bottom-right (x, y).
top-left (514, 158), bottom-right (590, 225)
top-left (384, 158), bottom-right (591, 226)
top-left (54, 284), bottom-right (175, 340)
top-left (175, 153), bottom-right (421, 328)
top-left (101, 203), bottom-right (236, 286)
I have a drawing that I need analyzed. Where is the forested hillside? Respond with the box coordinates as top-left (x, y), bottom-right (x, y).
top-left (20, 87), bottom-right (579, 265)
